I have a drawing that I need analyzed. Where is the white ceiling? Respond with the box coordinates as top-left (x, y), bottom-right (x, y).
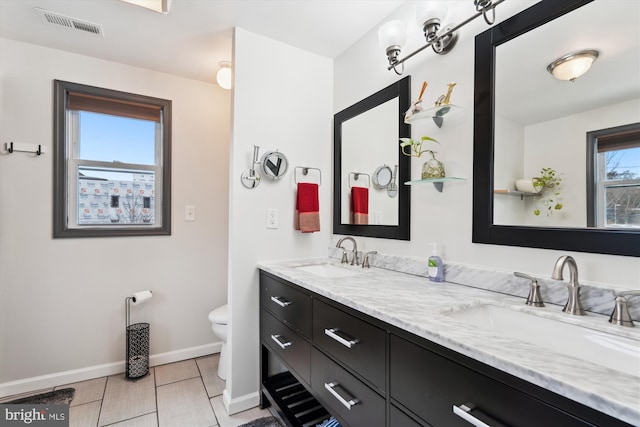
top-left (496, 0), bottom-right (640, 126)
top-left (0, 0), bottom-right (406, 84)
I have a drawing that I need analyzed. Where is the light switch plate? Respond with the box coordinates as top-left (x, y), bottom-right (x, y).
top-left (266, 208), bottom-right (278, 229)
top-left (185, 205), bottom-right (196, 221)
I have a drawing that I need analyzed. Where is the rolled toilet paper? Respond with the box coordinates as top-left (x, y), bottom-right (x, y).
top-left (131, 290), bottom-right (153, 305)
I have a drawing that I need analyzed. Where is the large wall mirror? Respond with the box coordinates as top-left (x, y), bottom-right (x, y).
top-left (473, 0), bottom-right (640, 256)
top-left (334, 76), bottom-right (411, 240)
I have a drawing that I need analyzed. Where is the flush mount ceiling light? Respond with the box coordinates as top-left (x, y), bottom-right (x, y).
top-left (547, 49), bottom-right (599, 82)
top-left (379, 0), bottom-right (504, 75)
top-left (120, 0), bottom-right (171, 14)
top-left (216, 61), bottom-right (232, 90)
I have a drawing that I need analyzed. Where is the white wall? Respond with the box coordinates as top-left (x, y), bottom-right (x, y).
top-left (0, 38), bottom-right (230, 390)
top-left (226, 28), bottom-right (333, 413)
top-left (522, 98), bottom-right (640, 227)
top-left (334, 1), bottom-right (640, 288)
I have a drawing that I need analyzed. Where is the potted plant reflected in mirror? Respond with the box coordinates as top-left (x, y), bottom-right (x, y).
top-left (400, 136), bottom-right (445, 179)
top-left (515, 167), bottom-right (564, 216)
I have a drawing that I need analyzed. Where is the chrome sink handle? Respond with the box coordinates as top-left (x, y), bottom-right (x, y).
top-left (362, 251), bottom-right (377, 268)
top-left (609, 290), bottom-right (640, 327)
top-left (514, 272), bottom-right (544, 307)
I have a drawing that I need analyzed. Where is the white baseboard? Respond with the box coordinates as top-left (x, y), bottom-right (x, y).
top-left (223, 388), bottom-right (260, 415)
top-left (0, 342), bottom-right (221, 398)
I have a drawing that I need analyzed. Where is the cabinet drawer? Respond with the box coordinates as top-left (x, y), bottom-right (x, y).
top-left (390, 335), bottom-right (595, 427)
top-left (311, 348), bottom-right (384, 427)
top-left (260, 272), bottom-right (311, 338)
top-left (261, 309), bottom-right (310, 384)
top-left (313, 299), bottom-right (386, 391)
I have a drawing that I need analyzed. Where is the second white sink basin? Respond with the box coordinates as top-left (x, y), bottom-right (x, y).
top-left (294, 263), bottom-right (362, 278)
top-left (446, 304), bottom-right (640, 376)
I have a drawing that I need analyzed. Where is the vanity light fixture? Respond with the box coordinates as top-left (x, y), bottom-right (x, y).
top-left (216, 61), bottom-right (232, 90)
top-left (119, 0), bottom-right (171, 14)
top-left (547, 50), bottom-right (599, 82)
top-left (379, 0), bottom-right (504, 75)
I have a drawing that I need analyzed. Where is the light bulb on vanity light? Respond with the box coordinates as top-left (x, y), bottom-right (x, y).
top-left (378, 20), bottom-right (407, 74)
top-left (414, 1), bottom-right (448, 42)
top-left (216, 61), bottom-right (232, 90)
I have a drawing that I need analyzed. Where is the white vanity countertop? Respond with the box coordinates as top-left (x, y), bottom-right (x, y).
top-left (258, 258), bottom-right (640, 426)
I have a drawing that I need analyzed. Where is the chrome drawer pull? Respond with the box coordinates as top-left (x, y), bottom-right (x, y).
top-left (324, 328), bottom-right (359, 348)
top-left (270, 296), bottom-right (292, 307)
top-left (324, 382), bottom-right (360, 410)
top-left (270, 334), bottom-right (292, 350)
top-left (453, 404), bottom-right (491, 427)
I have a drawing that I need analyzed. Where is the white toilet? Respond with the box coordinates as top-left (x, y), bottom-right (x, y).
top-left (208, 304), bottom-right (228, 380)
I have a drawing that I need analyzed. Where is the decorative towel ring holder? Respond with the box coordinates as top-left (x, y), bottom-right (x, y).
top-left (294, 166), bottom-right (322, 185)
top-left (349, 172), bottom-right (370, 189)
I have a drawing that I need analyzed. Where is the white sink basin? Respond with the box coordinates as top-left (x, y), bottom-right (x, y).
top-left (294, 263), bottom-right (362, 278)
top-left (446, 304), bottom-right (640, 376)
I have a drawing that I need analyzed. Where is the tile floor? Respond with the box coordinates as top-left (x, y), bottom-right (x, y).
top-left (0, 354), bottom-right (273, 427)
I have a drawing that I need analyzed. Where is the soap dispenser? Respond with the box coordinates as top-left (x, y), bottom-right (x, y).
top-left (428, 243), bottom-right (444, 282)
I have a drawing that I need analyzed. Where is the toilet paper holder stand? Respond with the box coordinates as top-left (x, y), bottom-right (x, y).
top-left (125, 291), bottom-right (152, 380)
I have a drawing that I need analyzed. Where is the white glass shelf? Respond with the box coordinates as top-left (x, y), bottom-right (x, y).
top-left (405, 177), bottom-right (466, 192)
top-left (494, 189), bottom-right (540, 200)
top-left (404, 104), bottom-right (464, 127)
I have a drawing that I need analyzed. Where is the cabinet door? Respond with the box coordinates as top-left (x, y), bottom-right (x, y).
top-left (311, 349), bottom-right (385, 427)
top-left (390, 405), bottom-right (424, 427)
top-left (260, 272), bottom-right (312, 338)
top-left (390, 335), bottom-right (595, 427)
top-left (261, 309), bottom-right (311, 384)
top-left (313, 299), bottom-right (386, 392)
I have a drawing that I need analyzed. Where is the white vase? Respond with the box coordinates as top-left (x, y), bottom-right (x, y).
top-left (515, 178), bottom-right (541, 194)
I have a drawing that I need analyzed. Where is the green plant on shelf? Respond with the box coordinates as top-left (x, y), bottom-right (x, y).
top-left (399, 136), bottom-right (439, 158)
top-left (532, 167), bottom-right (564, 216)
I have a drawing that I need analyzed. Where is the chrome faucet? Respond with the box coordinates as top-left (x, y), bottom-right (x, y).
top-left (551, 255), bottom-right (585, 315)
top-left (609, 291), bottom-right (640, 327)
top-left (336, 237), bottom-right (359, 266)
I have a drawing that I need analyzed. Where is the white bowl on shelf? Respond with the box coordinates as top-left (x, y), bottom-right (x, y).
top-left (515, 178), bottom-right (542, 194)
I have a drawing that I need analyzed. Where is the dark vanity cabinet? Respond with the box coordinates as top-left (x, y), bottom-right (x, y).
top-left (259, 271), bottom-right (632, 427)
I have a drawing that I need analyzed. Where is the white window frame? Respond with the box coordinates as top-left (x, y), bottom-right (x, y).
top-left (587, 123), bottom-right (640, 229)
top-left (54, 80), bottom-right (171, 237)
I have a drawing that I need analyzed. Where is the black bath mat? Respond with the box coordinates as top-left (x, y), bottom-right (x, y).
top-left (5, 388), bottom-right (75, 405)
top-left (238, 416), bottom-right (283, 427)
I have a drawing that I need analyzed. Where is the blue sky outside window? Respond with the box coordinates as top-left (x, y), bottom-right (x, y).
top-left (78, 111), bottom-right (156, 165)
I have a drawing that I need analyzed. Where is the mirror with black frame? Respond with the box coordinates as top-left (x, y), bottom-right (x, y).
top-left (333, 76), bottom-right (411, 240)
top-left (473, 0), bottom-right (640, 257)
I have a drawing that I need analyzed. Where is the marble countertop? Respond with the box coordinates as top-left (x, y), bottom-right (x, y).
top-left (258, 257), bottom-right (640, 426)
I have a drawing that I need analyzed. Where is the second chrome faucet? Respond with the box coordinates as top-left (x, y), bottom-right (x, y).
top-left (336, 236), bottom-right (359, 266)
top-left (551, 255), bottom-right (585, 315)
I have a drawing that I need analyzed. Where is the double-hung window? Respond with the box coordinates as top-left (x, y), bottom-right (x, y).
top-left (54, 80), bottom-right (171, 237)
top-left (587, 123), bottom-right (640, 229)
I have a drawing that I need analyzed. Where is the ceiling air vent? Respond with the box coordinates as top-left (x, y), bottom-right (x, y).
top-left (35, 8), bottom-right (104, 37)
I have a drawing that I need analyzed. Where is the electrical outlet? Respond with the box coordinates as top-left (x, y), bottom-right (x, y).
top-left (266, 208), bottom-right (279, 229)
top-left (185, 205), bottom-right (196, 221)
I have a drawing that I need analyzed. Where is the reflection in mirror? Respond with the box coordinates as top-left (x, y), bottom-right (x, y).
top-left (493, 0), bottom-right (640, 229)
top-left (334, 76), bottom-right (411, 240)
top-left (342, 98), bottom-right (397, 225)
top-left (473, 0), bottom-right (640, 256)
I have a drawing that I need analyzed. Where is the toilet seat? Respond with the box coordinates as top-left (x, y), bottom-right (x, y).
top-left (208, 305), bottom-right (227, 325)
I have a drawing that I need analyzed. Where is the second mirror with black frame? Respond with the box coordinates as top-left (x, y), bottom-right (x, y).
top-left (333, 76), bottom-right (411, 240)
top-left (473, 0), bottom-right (640, 257)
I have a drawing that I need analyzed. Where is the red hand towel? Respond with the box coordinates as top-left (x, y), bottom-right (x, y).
top-left (350, 187), bottom-right (369, 225)
top-left (295, 183), bottom-right (320, 233)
